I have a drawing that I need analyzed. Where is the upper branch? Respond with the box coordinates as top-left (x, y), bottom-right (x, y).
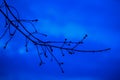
top-left (0, 0), bottom-right (111, 73)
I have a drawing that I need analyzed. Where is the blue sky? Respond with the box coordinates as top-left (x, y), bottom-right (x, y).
top-left (0, 0), bottom-right (120, 80)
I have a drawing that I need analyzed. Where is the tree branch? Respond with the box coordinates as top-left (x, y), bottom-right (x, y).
top-left (0, 0), bottom-right (111, 73)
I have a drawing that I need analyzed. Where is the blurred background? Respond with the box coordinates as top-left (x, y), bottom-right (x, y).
top-left (0, 0), bottom-right (120, 80)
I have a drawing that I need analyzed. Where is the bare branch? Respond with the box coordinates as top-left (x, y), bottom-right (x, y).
top-left (0, 0), bottom-right (111, 73)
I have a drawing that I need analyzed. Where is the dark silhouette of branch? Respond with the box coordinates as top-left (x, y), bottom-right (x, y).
top-left (0, 0), bottom-right (111, 73)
